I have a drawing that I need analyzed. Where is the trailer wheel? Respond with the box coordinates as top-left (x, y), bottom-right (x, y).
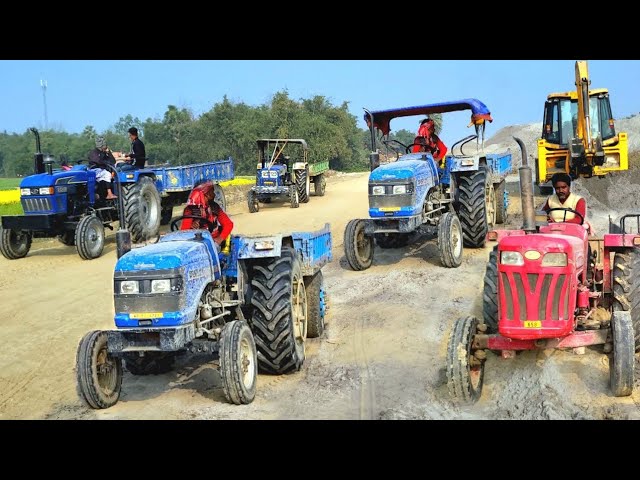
top-left (76, 330), bottom-right (122, 409)
top-left (494, 180), bottom-right (508, 224)
top-left (123, 176), bottom-right (161, 243)
top-left (344, 219), bottom-right (374, 271)
top-left (289, 187), bottom-right (299, 208)
top-left (446, 316), bottom-right (485, 404)
top-left (375, 232), bottom-right (409, 249)
top-left (457, 165), bottom-right (492, 248)
top-left (314, 173), bottom-right (326, 196)
top-left (296, 168), bottom-right (310, 204)
top-left (251, 247), bottom-right (307, 374)
top-left (305, 270), bottom-right (326, 338)
top-left (438, 212), bottom-right (463, 268)
top-left (248, 190), bottom-right (259, 213)
top-left (160, 205), bottom-right (173, 226)
top-left (75, 215), bottom-right (105, 260)
top-left (482, 246), bottom-right (499, 333)
top-left (610, 310), bottom-right (634, 397)
top-left (0, 227), bottom-right (32, 260)
top-left (220, 320), bottom-right (257, 404)
top-left (214, 184), bottom-right (227, 211)
top-left (612, 249), bottom-right (640, 350)
top-left (124, 352), bottom-right (175, 375)
top-left (57, 231), bottom-right (76, 246)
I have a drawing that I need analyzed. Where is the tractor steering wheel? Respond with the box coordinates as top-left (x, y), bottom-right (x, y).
top-left (546, 208), bottom-right (585, 225)
top-left (382, 139), bottom-right (410, 157)
top-left (170, 215), bottom-right (217, 232)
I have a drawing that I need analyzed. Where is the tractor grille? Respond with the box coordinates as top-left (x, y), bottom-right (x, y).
top-left (500, 272), bottom-right (570, 321)
top-left (22, 197), bottom-right (52, 213)
top-left (369, 194), bottom-right (414, 209)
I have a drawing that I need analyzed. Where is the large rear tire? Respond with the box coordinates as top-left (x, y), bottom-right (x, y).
top-left (75, 215), bottom-right (105, 260)
top-left (220, 320), bottom-right (257, 404)
top-left (446, 315), bottom-right (485, 404)
top-left (296, 168), bottom-right (310, 204)
top-left (344, 219), bottom-right (374, 271)
top-left (610, 310), bottom-right (634, 397)
top-left (0, 227), bottom-right (32, 259)
top-left (457, 166), bottom-right (493, 248)
top-left (612, 249), bottom-right (640, 351)
top-left (314, 173), bottom-right (326, 196)
top-left (75, 330), bottom-right (122, 409)
top-left (305, 270), bottom-right (326, 338)
top-left (482, 246), bottom-right (499, 333)
top-left (123, 176), bottom-right (161, 243)
top-left (250, 247), bottom-right (307, 374)
top-left (438, 212), bottom-right (463, 268)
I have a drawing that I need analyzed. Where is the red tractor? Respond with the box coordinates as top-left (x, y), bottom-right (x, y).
top-left (446, 137), bottom-right (640, 403)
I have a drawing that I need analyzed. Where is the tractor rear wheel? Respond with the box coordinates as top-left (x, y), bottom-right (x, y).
top-left (248, 190), bottom-right (259, 213)
top-left (220, 320), bottom-right (257, 404)
top-left (289, 187), bottom-right (299, 208)
top-left (75, 215), bottom-right (105, 260)
top-left (0, 227), bottom-right (32, 259)
top-left (305, 270), bottom-right (326, 338)
top-left (612, 249), bottom-right (640, 350)
top-left (482, 246), bottom-right (499, 333)
top-left (457, 165), bottom-right (493, 248)
top-left (250, 247), bottom-right (307, 374)
top-left (375, 232), bottom-right (410, 249)
top-left (610, 310), bottom-right (634, 397)
top-left (344, 219), bottom-right (374, 271)
top-left (494, 180), bottom-right (508, 224)
top-left (314, 173), bottom-right (326, 196)
top-left (446, 315), bottom-right (485, 404)
top-left (123, 176), bottom-right (161, 243)
top-left (438, 212), bottom-right (463, 268)
top-left (124, 352), bottom-right (175, 375)
top-left (296, 168), bottom-right (310, 204)
top-left (76, 330), bottom-right (122, 409)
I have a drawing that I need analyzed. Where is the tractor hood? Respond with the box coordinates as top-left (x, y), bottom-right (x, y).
top-left (19, 170), bottom-right (92, 188)
top-left (370, 157), bottom-right (436, 182)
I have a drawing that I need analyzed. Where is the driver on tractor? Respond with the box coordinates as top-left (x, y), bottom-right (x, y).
top-left (180, 181), bottom-right (233, 247)
top-left (412, 117), bottom-right (448, 164)
top-left (541, 172), bottom-right (587, 225)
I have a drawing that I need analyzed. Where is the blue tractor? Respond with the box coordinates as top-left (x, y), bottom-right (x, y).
top-left (75, 217), bottom-right (332, 408)
top-left (344, 99), bottom-right (512, 270)
top-left (0, 128), bottom-right (161, 260)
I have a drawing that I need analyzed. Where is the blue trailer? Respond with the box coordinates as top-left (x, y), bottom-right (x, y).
top-left (149, 157), bottom-right (235, 225)
top-left (75, 220), bottom-right (332, 408)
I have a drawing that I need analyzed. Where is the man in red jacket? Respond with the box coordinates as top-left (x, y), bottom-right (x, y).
top-left (412, 117), bottom-right (448, 163)
top-left (180, 181), bottom-right (233, 246)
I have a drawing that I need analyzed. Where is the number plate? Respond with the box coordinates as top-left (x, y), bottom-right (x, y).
top-left (129, 312), bottom-right (162, 319)
top-left (524, 321), bottom-right (541, 328)
top-left (379, 207), bottom-right (400, 212)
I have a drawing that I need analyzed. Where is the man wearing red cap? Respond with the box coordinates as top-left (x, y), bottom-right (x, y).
top-left (180, 181), bottom-right (233, 246)
top-left (412, 117), bottom-right (448, 163)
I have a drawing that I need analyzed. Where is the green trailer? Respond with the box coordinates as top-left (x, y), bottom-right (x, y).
top-left (248, 139), bottom-right (329, 213)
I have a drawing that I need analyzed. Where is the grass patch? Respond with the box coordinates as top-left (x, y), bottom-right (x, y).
top-left (0, 178), bottom-right (21, 190)
top-left (0, 202), bottom-right (23, 216)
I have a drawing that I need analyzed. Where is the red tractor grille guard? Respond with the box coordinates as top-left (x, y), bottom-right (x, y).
top-left (497, 234), bottom-right (584, 340)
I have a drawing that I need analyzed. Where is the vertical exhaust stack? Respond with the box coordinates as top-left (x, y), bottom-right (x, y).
top-left (513, 137), bottom-right (536, 232)
top-left (30, 128), bottom-right (45, 174)
top-left (364, 108), bottom-right (380, 171)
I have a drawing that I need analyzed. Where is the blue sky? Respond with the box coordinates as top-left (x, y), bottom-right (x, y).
top-left (1, 60), bottom-right (639, 147)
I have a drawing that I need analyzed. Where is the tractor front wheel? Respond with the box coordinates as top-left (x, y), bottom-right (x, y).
top-left (344, 219), bottom-right (374, 271)
top-left (75, 215), bottom-right (105, 260)
top-left (76, 330), bottom-right (123, 409)
top-left (0, 227), bottom-right (32, 259)
top-left (446, 315), bottom-right (485, 404)
top-left (438, 212), bottom-right (463, 268)
top-left (248, 190), bottom-right (259, 213)
top-left (610, 310), bottom-right (634, 397)
top-left (220, 320), bottom-right (257, 404)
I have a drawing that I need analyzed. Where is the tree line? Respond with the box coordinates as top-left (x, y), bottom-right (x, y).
top-left (0, 90), bottom-right (441, 177)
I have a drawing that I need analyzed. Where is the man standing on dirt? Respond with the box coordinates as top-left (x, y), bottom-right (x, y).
top-left (541, 172), bottom-right (586, 224)
top-left (123, 127), bottom-right (146, 169)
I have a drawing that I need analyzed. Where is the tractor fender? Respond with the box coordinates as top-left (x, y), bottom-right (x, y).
top-left (292, 162), bottom-right (307, 171)
top-left (236, 234), bottom-right (286, 259)
top-left (448, 155), bottom-right (486, 173)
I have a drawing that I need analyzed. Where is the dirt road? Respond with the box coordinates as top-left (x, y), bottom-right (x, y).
top-left (1, 171), bottom-right (639, 420)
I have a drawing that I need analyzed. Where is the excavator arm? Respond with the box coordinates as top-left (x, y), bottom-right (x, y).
top-left (574, 60), bottom-right (593, 156)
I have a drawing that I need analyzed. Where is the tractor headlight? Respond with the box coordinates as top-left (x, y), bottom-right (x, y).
top-left (120, 280), bottom-right (139, 294)
top-left (20, 188), bottom-right (31, 196)
top-left (500, 251), bottom-right (524, 266)
top-left (541, 252), bottom-right (568, 267)
top-left (269, 171), bottom-right (278, 178)
top-left (392, 185), bottom-right (407, 195)
top-left (151, 279), bottom-right (171, 293)
top-left (372, 185), bottom-right (385, 195)
top-left (39, 187), bottom-right (54, 195)
top-left (261, 171), bottom-right (269, 178)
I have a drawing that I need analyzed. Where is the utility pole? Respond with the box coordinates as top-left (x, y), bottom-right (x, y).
top-left (40, 79), bottom-right (48, 130)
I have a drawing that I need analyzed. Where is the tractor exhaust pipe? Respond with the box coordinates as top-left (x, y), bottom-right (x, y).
top-left (364, 108), bottom-right (380, 171)
top-left (513, 136), bottom-right (536, 233)
top-left (30, 128), bottom-right (45, 174)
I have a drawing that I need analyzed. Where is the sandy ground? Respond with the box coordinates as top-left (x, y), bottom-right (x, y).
top-left (2, 168), bottom-right (640, 420)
